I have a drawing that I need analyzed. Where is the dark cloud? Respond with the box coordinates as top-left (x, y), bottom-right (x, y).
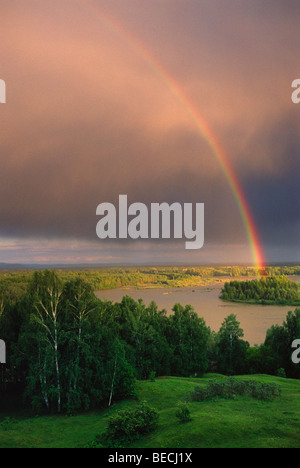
top-left (0, 0), bottom-right (299, 264)
top-left (242, 109), bottom-right (300, 242)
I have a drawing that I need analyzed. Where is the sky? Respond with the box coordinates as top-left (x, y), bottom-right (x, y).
top-left (0, 0), bottom-right (299, 265)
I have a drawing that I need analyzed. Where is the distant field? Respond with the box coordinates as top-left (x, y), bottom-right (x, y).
top-left (0, 265), bottom-right (299, 301)
top-left (1, 374), bottom-right (299, 448)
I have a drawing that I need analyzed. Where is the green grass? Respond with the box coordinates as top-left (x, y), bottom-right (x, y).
top-left (1, 374), bottom-right (300, 448)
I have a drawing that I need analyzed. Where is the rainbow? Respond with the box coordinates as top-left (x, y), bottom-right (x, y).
top-left (75, 0), bottom-right (265, 271)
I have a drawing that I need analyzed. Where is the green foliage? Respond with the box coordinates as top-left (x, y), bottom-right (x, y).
top-left (0, 265), bottom-right (299, 295)
top-left (0, 417), bottom-right (18, 431)
top-left (265, 308), bottom-right (300, 379)
top-left (188, 377), bottom-right (281, 402)
top-left (0, 270), bottom-right (212, 413)
top-left (277, 368), bottom-right (286, 378)
top-left (91, 401), bottom-right (159, 448)
top-left (221, 276), bottom-right (300, 305)
top-left (1, 267), bottom-right (299, 417)
top-left (97, 296), bottom-right (211, 381)
top-left (215, 314), bottom-right (249, 375)
top-left (245, 345), bottom-right (277, 376)
top-left (1, 272), bottom-right (136, 414)
top-left (1, 375), bottom-right (299, 448)
top-left (175, 402), bottom-right (192, 423)
top-left (167, 303), bottom-right (210, 377)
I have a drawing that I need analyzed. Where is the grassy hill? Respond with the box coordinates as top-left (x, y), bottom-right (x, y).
top-left (0, 374), bottom-right (299, 448)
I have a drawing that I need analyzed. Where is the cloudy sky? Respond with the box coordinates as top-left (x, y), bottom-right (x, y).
top-left (0, 0), bottom-right (299, 265)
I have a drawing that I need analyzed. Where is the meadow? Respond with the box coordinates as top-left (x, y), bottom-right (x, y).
top-left (0, 266), bottom-right (299, 449)
top-left (0, 374), bottom-right (299, 448)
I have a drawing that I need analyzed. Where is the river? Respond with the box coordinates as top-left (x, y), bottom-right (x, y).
top-left (95, 278), bottom-right (299, 346)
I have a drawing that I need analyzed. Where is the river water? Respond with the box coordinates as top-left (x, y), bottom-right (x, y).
top-left (95, 279), bottom-right (299, 346)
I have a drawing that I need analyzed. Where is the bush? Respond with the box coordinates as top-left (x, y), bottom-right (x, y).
top-left (277, 368), bottom-right (286, 378)
top-left (0, 417), bottom-right (18, 431)
top-left (91, 401), bottom-right (159, 448)
top-left (189, 386), bottom-right (208, 402)
top-left (175, 402), bottom-right (192, 423)
top-left (188, 378), bottom-right (281, 402)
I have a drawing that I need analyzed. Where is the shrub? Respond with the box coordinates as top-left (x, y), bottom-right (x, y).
top-left (189, 386), bottom-right (208, 402)
top-left (91, 401), bottom-right (159, 448)
top-left (0, 417), bottom-right (18, 431)
top-left (188, 378), bottom-right (281, 402)
top-left (277, 368), bottom-right (286, 378)
top-left (175, 402), bottom-right (192, 423)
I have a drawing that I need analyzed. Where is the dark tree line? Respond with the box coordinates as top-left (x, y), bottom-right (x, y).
top-left (0, 271), bottom-right (299, 414)
top-left (0, 272), bottom-right (136, 414)
top-left (221, 276), bottom-right (300, 305)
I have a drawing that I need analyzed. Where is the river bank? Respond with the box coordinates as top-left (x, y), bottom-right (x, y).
top-left (95, 277), bottom-right (300, 345)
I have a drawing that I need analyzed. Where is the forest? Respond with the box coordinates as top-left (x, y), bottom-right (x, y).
top-left (0, 270), bottom-right (299, 416)
top-left (0, 264), bottom-right (299, 300)
top-left (220, 276), bottom-right (300, 305)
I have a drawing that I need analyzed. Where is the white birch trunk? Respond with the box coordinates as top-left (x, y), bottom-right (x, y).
top-left (108, 357), bottom-right (117, 407)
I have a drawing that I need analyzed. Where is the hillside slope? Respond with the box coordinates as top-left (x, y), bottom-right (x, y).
top-left (0, 374), bottom-right (299, 448)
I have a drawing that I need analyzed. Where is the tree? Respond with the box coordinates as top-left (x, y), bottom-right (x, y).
top-left (168, 304), bottom-right (210, 377)
top-left (245, 345), bottom-right (277, 375)
top-left (107, 339), bottom-right (136, 407)
top-left (28, 271), bottom-right (64, 412)
top-left (106, 297), bottom-right (171, 380)
top-left (15, 274), bottom-right (137, 413)
top-left (265, 308), bottom-right (300, 378)
top-left (61, 279), bottom-right (97, 409)
top-left (216, 314), bottom-right (249, 375)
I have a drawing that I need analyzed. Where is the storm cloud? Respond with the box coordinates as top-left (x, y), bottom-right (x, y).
top-left (0, 0), bottom-right (299, 264)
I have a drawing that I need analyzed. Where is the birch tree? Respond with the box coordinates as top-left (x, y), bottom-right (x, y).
top-left (216, 314), bottom-right (249, 375)
top-left (30, 271), bottom-right (63, 413)
top-left (62, 279), bottom-right (96, 410)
